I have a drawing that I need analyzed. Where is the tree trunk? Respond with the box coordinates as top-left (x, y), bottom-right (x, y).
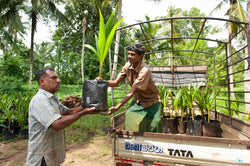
top-left (29, 15), bottom-right (36, 85)
top-left (111, 0), bottom-right (122, 80)
top-left (228, 0), bottom-right (235, 99)
top-left (81, 17), bottom-right (87, 83)
top-left (227, 35), bottom-right (235, 99)
top-left (245, 0), bottom-right (250, 113)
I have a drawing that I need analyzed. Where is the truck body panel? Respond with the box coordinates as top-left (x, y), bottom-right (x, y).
top-left (112, 112), bottom-right (250, 166)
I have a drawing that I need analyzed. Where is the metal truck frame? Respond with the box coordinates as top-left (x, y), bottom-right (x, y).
top-left (110, 17), bottom-right (250, 166)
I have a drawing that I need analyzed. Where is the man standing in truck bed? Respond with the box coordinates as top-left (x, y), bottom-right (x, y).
top-left (99, 44), bottom-right (162, 133)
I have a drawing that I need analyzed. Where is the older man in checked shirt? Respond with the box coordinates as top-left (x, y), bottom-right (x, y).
top-left (26, 68), bottom-right (98, 166)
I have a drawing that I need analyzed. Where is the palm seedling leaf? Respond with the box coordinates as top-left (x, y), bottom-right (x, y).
top-left (98, 9), bottom-right (106, 63)
top-left (85, 44), bottom-right (98, 57)
top-left (103, 18), bottom-right (124, 63)
top-left (105, 7), bottom-right (117, 37)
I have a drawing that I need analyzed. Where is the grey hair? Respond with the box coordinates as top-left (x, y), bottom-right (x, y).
top-left (35, 68), bottom-right (55, 84)
top-left (128, 44), bottom-right (145, 55)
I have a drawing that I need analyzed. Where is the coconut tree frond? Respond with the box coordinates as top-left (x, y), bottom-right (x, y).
top-left (230, 22), bottom-right (238, 35)
top-left (235, 1), bottom-right (245, 22)
top-left (209, 0), bottom-right (227, 16)
top-left (47, 0), bottom-right (69, 22)
top-left (227, 0), bottom-right (246, 22)
top-left (0, 0), bottom-right (27, 35)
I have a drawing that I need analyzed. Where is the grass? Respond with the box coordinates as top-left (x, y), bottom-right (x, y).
top-left (99, 143), bottom-right (111, 156)
top-left (56, 85), bottom-right (82, 99)
top-left (58, 84), bottom-right (128, 144)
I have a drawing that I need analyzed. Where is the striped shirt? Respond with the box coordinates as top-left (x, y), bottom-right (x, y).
top-left (26, 89), bottom-right (68, 166)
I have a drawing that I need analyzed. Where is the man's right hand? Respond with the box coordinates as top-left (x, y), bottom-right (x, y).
top-left (84, 107), bottom-right (100, 114)
top-left (101, 106), bottom-right (119, 116)
top-left (96, 77), bottom-right (104, 80)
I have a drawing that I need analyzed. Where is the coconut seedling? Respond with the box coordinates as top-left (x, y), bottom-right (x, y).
top-left (168, 89), bottom-right (180, 119)
top-left (204, 88), bottom-right (218, 123)
top-left (163, 89), bottom-right (171, 117)
top-left (14, 92), bottom-right (30, 129)
top-left (183, 85), bottom-right (196, 120)
top-left (162, 89), bottom-right (179, 134)
top-left (194, 83), bottom-right (206, 120)
top-left (158, 84), bottom-right (168, 116)
top-left (173, 88), bottom-right (183, 118)
top-left (158, 84), bottom-right (166, 100)
top-left (178, 87), bottom-right (188, 121)
top-left (85, 7), bottom-right (124, 77)
top-left (0, 94), bottom-right (14, 131)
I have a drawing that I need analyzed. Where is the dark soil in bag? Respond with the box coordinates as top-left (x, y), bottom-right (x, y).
top-left (178, 120), bottom-right (187, 134)
top-left (186, 119), bottom-right (203, 136)
top-left (203, 120), bottom-right (223, 137)
top-left (162, 117), bottom-right (178, 134)
top-left (19, 129), bottom-right (28, 140)
top-left (2, 130), bottom-right (14, 141)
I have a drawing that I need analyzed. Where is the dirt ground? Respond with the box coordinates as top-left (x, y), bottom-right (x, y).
top-left (0, 135), bottom-right (113, 166)
top-left (0, 96), bottom-right (113, 166)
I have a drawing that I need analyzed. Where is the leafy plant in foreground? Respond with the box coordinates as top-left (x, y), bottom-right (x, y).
top-left (14, 92), bottom-right (33, 129)
top-left (0, 95), bottom-right (14, 131)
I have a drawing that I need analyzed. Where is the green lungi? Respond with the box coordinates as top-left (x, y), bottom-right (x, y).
top-left (125, 100), bottom-right (162, 133)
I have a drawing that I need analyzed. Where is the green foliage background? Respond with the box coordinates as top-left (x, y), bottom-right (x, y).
top-left (0, 1), bottom-right (249, 143)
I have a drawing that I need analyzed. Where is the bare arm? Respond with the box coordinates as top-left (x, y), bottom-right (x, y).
top-left (102, 86), bottom-right (136, 115)
top-left (51, 107), bottom-right (97, 131)
top-left (63, 106), bottom-right (87, 115)
top-left (96, 77), bottom-right (121, 87)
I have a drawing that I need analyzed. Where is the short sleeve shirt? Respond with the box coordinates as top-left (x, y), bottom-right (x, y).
top-left (26, 89), bottom-right (68, 166)
top-left (117, 61), bottom-right (161, 108)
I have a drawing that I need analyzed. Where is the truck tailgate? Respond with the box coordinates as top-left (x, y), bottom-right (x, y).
top-left (113, 130), bottom-right (250, 166)
top-left (112, 112), bottom-right (250, 166)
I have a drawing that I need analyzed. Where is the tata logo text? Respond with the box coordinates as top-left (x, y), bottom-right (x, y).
top-left (125, 142), bottom-right (163, 153)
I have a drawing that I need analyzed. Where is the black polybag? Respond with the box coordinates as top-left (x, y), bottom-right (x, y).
top-left (82, 80), bottom-right (108, 111)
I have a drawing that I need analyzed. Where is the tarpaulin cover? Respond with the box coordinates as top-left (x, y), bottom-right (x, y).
top-left (82, 80), bottom-right (108, 111)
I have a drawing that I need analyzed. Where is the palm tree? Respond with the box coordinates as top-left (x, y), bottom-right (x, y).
top-left (211, 0), bottom-right (246, 99)
top-left (27, 0), bottom-right (67, 84)
top-left (0, 0), bottom-right (27, 55)
top-left (133, 15), bottom-right (161, 61)
top-left (111, 0), bottom-right (122, 80)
